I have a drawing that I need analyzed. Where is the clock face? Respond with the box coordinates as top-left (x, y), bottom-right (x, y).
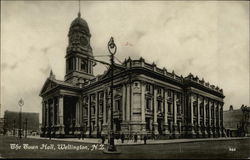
top-left (80, 36), bottom-right (88, 46)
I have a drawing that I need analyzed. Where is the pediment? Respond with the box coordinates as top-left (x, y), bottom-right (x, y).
top-left (39, 78), bottom-right (58, 96)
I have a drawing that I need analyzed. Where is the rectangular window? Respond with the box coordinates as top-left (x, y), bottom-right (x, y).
top-left (115, 99), bottom-right (121, 111)
top-left (80, 58), bottom-right (88, 72)
top-left (200, 104), bottom-right (204, 117)
top-left (157, 88), bottom-right (162, 95)
top-left (68, 58), bottom-right (73, 71)
top-left (157, 101), bottom-right (161, 112)
top-left (99, 103), bottom-right (103, 114)
top-left (177, 93), bottom-right (180, 100)
top-left (206, 105), bottom-right (209, 118)
top-left (146, 118), bottom-right (150, 131)
top-left (84, 107), bottom-right (88, 116)
top-left (168, 102), bottom-right (171, 113)
top-left (211, 106), bottom-right (214, 118)
top-left (146, 99), bottom-right (151, 110)
top-left (177, 104), bottom-right (181, 114)
top-left (193, 102), bottom-right (198, 115)
top-left (91, 106), bottom-right (95, 115)
top-left (146, 83), bottom-right (151, 92)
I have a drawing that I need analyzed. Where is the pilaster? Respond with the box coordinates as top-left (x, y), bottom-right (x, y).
top-left (187, 93), bottom-right (195, 138)
top-left (153, 86), bottom-right (159, 135)
top-left (163, 89), bottom-right (170, 137)
top-left (141, 82), bottom-right (146, 134)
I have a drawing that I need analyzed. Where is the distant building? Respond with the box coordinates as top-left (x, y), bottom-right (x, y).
top-left (3, 110), bottom-right (39, 135)
top-left (223, 105), bottom-right (250, 137)
top-left (0, 117), bottom-right (4, 134)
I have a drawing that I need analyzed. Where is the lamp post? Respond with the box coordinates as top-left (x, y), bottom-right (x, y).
top-left (25, 118), bottom-right (28, 138)
top-left (13, 120), bottom-right (16, 136)
top-left (18, 98), bottom-right (24, 139)
top-left (106, 37), bottom-right (117, 152)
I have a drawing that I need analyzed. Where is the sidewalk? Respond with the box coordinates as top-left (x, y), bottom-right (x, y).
top-left (28, 136), bottom-right (249, 146)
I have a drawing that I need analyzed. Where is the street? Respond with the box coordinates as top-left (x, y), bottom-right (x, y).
top-left (0, 135), bottom-right (249, 159)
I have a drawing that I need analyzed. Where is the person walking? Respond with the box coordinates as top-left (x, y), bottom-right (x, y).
top-left (121, 133), bottom-right (125, 143)
top-left (143, 135), bottom-right (147, 144)
top-left (134, 133), bottom-right (138, 143)
top-left (101, 135), bottom-right (105, 144)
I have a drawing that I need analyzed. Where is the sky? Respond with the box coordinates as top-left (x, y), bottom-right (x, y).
top-left (1, 1), bottom-right (249, 121)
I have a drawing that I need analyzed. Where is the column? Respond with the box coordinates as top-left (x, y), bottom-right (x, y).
top-left (197, 95), bottom-right (201, 136)
top-left (173, 91), bottom-right (178, 135)
top-left (141, 82), bottom-right (146, 123)
top-left (75, 100), bottom-right (80, 127)
top-left (76, 57), bottom-right (79, 71)
top-left (58, 96), bottom-right (64, 135)
top-left (153, 86), bottom-right (159, 135)
top-left (79, 97), bottom-right (83, 127)
top-left (141, 82), bottom-right (146, 133)
top-left (190, 94), bottom-right (194, 126)
top-left (51, 99), bottom-right (55, 127)
top-left (197, 96), bottom-right (200, 127)
top-left (46, 101), bottom-right (49, 127)
top-left (87, 94), bottom-right (91, 136)
top-left (214, 102), bottom-right (217, 137)
top-left (203, 98), bottom-right (208, 137)
top-left (94, 93), bottom-right (98, 136)
top-left (42, 101), bottom-right (45, 135)
top-left (56, 97), bottom-right (60, 126)
top-left (42, 101), bottom-right (45, 127)
top-left (208, 100), bottom-right (212, 127)
top-left (126, 83), bottom-right (130, 121)
top-left (102, 90), bottom-right (107, 135)
top-left (103, 90), bottom-right (107, 124)
top-left (131, 84), bottom-right (134, 121)
top-left (188, 93), bottom-right (195, 138)
top-left (122, 84), bottom-right (126, 121)
top-left (218, 103), bottom-right (221, 137)
top-left (209, 100), bottom-right (213, 137)
top-left (164, 89), bottom-right (170, 136)
top-left (203, 98), bottom-right (207, 127)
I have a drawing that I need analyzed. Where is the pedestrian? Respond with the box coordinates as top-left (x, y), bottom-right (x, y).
top-left (134, 133), bottom-right (138, 143)
top-left (143, 135), bottom-right (147, 144)
top-left (101, 135), bottom-right (105, 144)
top-left (81, 131), bottom-right (84, 140)
top-left (121, 133), bottom-right (125, 143)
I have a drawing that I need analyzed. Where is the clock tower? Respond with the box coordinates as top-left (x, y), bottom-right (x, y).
top-left (65, 12), bottom-right (95, 85)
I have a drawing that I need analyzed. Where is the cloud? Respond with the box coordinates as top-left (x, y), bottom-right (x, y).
top-left (0, 1), bottom-right (249, 121)
top-left (39, 65), bottom-right (51, 75)
top-left (1, 62), bottom-right (18, 71)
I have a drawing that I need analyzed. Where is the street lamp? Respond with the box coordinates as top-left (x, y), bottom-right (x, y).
top-left (18, 98), bottom-right (24, 139)
top-left (13, 120), bottom-right (16, 136)
top-left (25, 118), bottom-right (28, 138)
top-left (105, 37), bottom-right (118, 153)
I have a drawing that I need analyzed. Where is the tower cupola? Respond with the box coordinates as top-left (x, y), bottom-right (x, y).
top-left (65, 12), bottom-right (95, 85)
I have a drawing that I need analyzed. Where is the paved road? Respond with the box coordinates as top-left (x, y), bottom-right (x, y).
top-left (1, 136), bottom-right (249, 159)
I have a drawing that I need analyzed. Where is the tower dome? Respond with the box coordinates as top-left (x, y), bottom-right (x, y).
top-left (69, 12), bottom-right (90, 36)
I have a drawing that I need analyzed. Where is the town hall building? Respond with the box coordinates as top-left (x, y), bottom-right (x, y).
top-left (39, 12), bottom-right (225, 139)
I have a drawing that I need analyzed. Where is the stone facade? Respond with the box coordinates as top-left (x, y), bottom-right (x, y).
top-left (39, 13), bottom-right (225, 139)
